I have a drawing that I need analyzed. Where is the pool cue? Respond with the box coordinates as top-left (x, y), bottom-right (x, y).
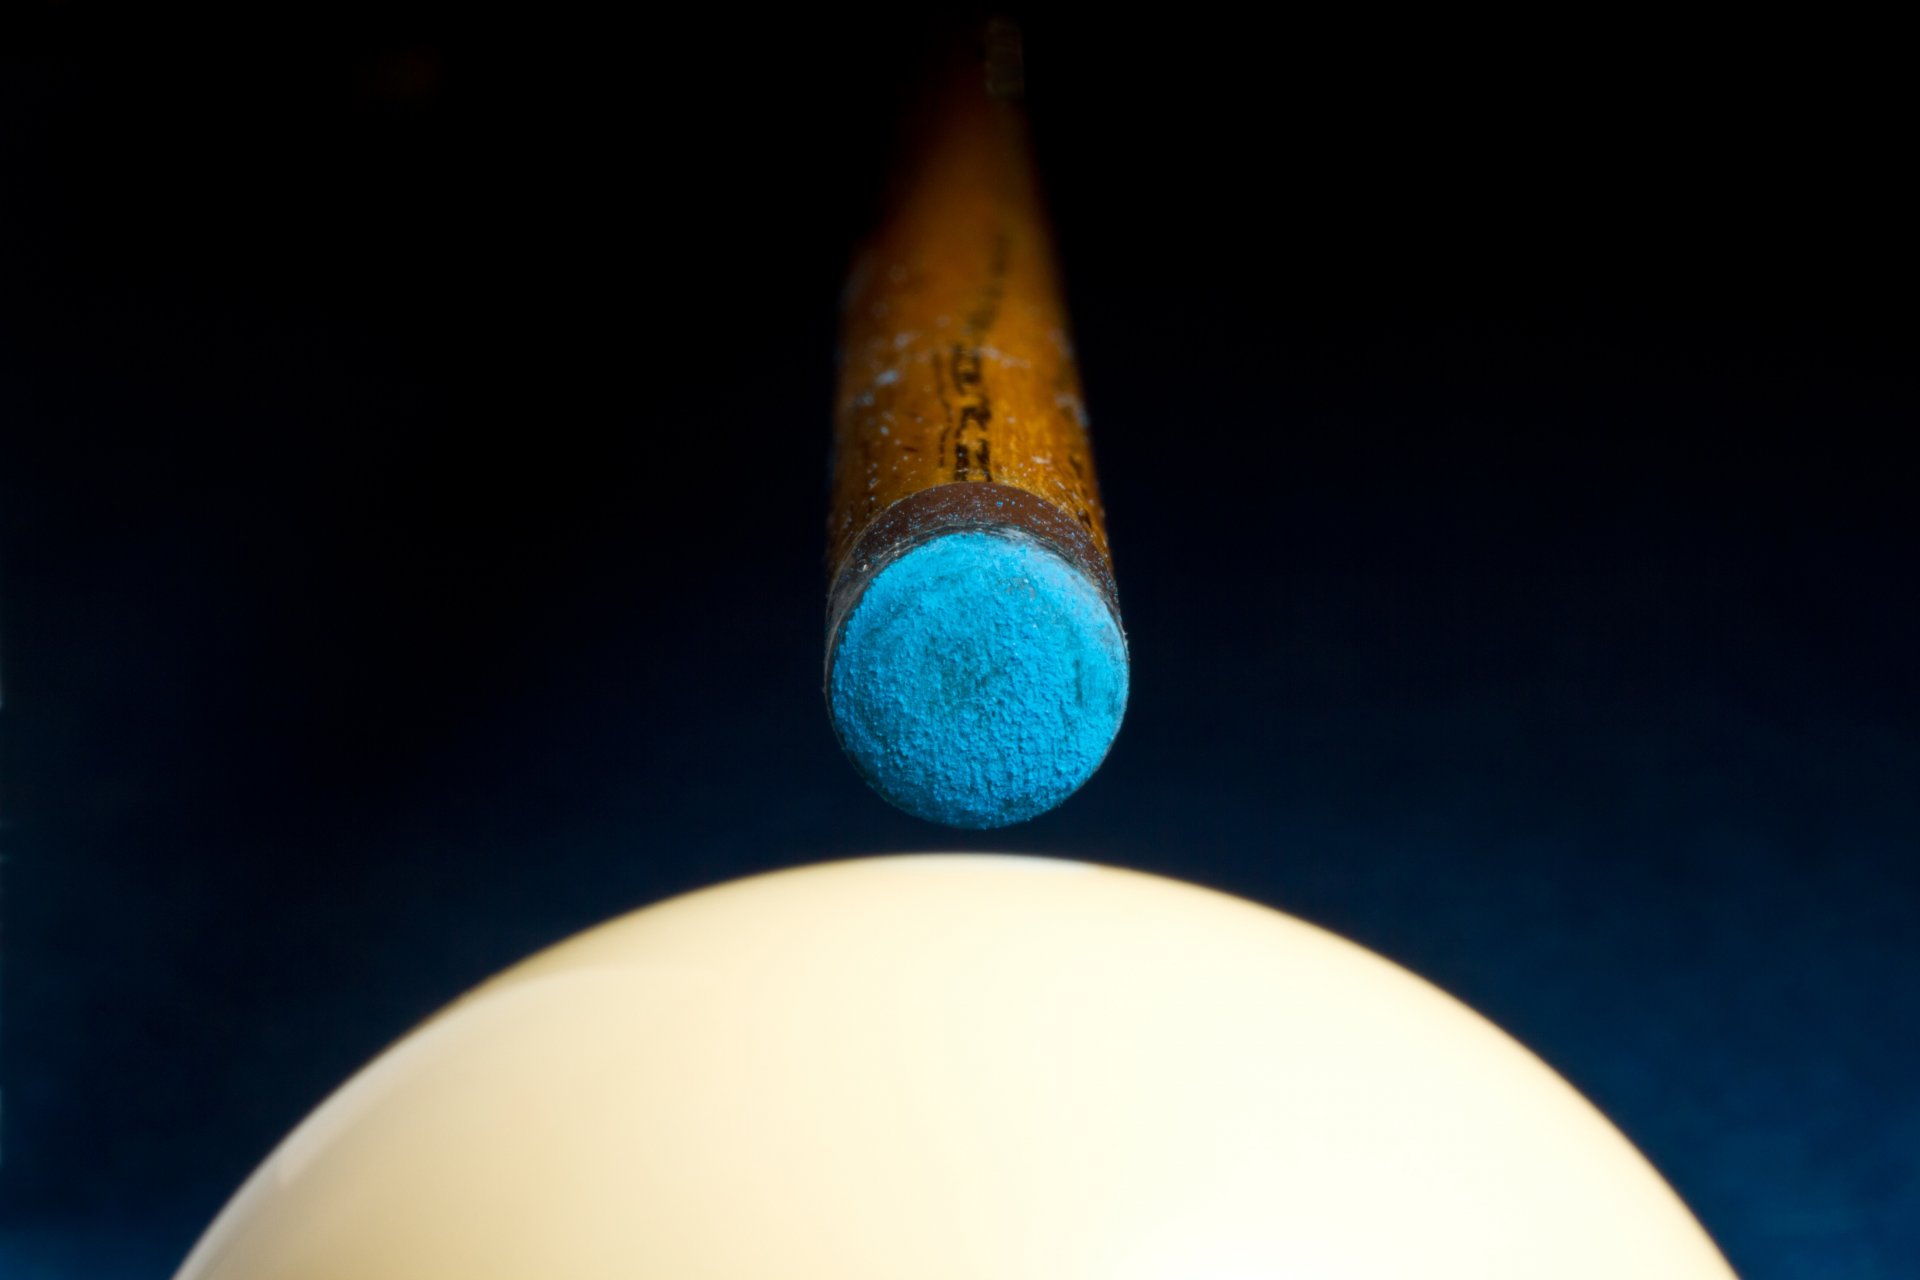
top-left (824, 20), bottom-right (1126, 828)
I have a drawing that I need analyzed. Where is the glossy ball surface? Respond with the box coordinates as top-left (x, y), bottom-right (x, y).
top-left (178, 855), bottom-right (1733, 1279)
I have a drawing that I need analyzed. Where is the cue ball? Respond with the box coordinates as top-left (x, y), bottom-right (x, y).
top-left (176, 855), bottom-right (1733, 1279)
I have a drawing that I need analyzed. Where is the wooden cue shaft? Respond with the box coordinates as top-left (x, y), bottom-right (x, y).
top-left (825, 20), bottom-right (1117, 662)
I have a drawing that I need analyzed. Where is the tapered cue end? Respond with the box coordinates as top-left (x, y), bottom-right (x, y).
top-left (827, 527), bottom-right (1128, 828)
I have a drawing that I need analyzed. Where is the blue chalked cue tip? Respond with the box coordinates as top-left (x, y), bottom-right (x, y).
top-left (827, 522), bottom-right (1128, 829)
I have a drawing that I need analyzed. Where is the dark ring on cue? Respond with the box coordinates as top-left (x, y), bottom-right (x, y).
top-left (823, 481), bottom-right (1121, 690)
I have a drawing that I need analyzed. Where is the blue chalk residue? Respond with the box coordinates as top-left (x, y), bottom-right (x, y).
top-left (829, 530), bottom-right (1128, 828)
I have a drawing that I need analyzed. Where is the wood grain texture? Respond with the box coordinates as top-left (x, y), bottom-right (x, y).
top-left (827, 23), bottom-right (1110, 591)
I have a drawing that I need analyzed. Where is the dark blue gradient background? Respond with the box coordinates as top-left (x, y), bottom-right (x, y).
top-left (2, 9), bottom-right (1914, 1276)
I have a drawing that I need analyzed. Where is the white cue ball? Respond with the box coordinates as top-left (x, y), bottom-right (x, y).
top-left (177, 854), bottom-right (1735, 1279)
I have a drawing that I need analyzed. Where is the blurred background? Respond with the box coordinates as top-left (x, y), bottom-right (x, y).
top-left (2, 5), bottom-right (1914, 1276)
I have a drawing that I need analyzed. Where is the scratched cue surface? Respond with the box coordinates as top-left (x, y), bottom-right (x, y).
top-left (825, 22), bottom-right (1127, 828)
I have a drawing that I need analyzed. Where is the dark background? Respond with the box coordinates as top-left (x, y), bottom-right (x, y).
top-left (2, 6), bottom-right (1915, 1276)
